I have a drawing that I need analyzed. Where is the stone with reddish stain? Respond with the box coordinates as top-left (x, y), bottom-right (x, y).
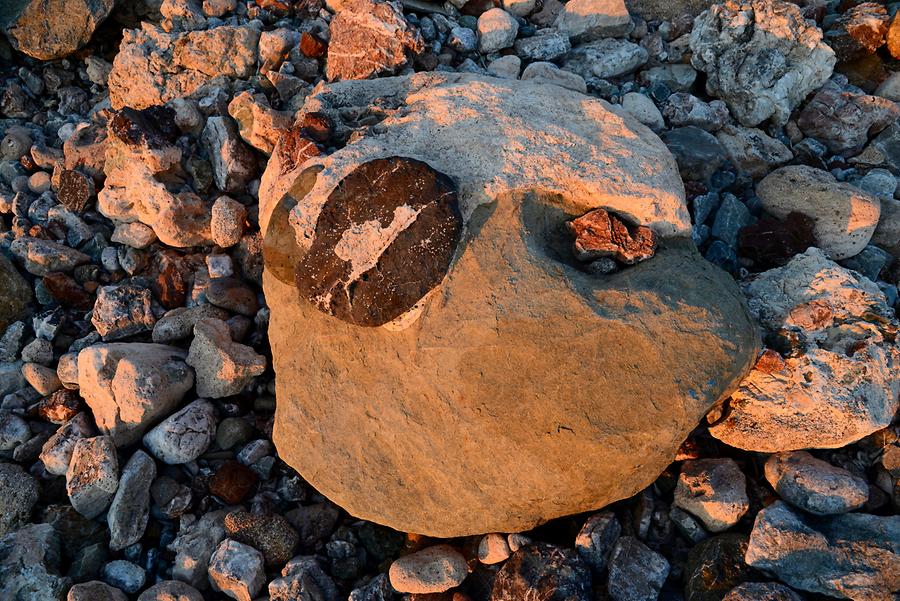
top-left (57, 170), bottom-right (94, 213)
top-left (567, 208), bottom-right (658, 265)
top-left (209, 460), bottom-right (258, 504)
top-left (92, 284), bottom-right (157, 341)
top-left (673, 458), bottom-right (749, 532)
top-left (325, 0), bottom-right (424, 81)
top-left (43, 272), bottom-right (93, 309)
top-left (38, 389), bottom-right (82, 424)
top-left (300, 31), bottom-right (327, 58)
top-left (294, 157), bottom-right (462, 327)
top-left (224, 511), bottom-right (299, 568)
top-left (797, 80), bottom-right (899, 154)
top-left (825, 2), bottom-right (890, 62)
top-left (66, 435), bottom-right (119, 519)
top-left (889, 13), bottom-right (900, 59)
top-left (301, 113), bottom-right (334, 144)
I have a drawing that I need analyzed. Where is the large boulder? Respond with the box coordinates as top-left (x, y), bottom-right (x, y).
top-left (1, 0), bottom-right (114, 60)
top-left (261, 73), bottom-right (759, 537)
top-left (690, 0), bottom-right (835, 127)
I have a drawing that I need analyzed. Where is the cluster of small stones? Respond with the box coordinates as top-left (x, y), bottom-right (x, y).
top-left (0, 0), bottom-right (899, 600)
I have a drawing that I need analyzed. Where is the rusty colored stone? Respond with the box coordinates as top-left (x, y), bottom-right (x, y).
top-left (276, 125), bottom-right (321, 175)
top-left (754, 349), bottom-right (787, 375)
top-left (299, 31), bottom-right (327, 59)
top-left (737, 212), bottom-right (817, 269)
top-left (109, 106), bottom-right (179, 148)
top-left (57, 169), bottom-right (94, 213)
top-left (43, 272), bottom-right (93, 309)
top-left (825, 2), bottom-right (890, 62)
top-left (151, 252), bottom-right (191, 310)
top-left (300, 112), bottom-right (334, 144)
top-left (567, 208), bottom-right (658, 265)
top-left (888, 13), bottom-right (900, 59)
top-left (293, 157), bottom-right (462, 327)
top-left (209, 460), bottom-right (258, 505)
top-left (38, 389), bottom-right (83, 424)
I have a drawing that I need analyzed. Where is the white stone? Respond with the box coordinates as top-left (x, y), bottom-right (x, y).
top-left (208, 539), bottom-right (266, 601)
top-left (621, 92), bottom-right (664, 130)
top-left (554, 0), bottom-right (633, 42)
top-left (477, 8), bottom-right (518, 54)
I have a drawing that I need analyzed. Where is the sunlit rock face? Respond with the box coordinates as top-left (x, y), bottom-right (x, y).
top-left (261, 73), bottom-right (760, 537)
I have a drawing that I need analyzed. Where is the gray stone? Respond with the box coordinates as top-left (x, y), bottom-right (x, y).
top-left (521, 62), bottom-right (587, 93)
top-left (66, 435), bottom-right (118, 519)
top-left (478, 8), bottom-right (518, 53)
top-left (0, 411), bottom-right (30, 453)
top-left (137, 581), bottom-right (203, 601)
top-left (764, 451), bottom-right (868, 515)
top-left (186, 319), bottom-right (266, 398)
top-left (108, 450), bottom-right (156, 551)
top-left (92, 284), bottom-right (157, 341)
top-left (660, 126), bottom-right (727, 181)
top-left (203, 116), bottom-right (256, 194)
top-left (0, 523), bottom-right (70, 601)
top-left (269, 556), bottom-right (338, 601)
top-left (143, 399), bottom-right (216, 464)
top-left (40, 412), bottom-right (95, 475)
top-left (575, 511), bottom-right (621, 574)
top-left (170, 510), bottom-right (227, 587)
top-left (674, 458), bottom-right (749, 532)
top-left (711, 194), bottom-right (754, 249)
top-left (0, 461), bottom-right (39, 537)
top-left (513, 29), bottom-right (571, 61)
top-left (554, 0), bottom-right (633, 42)
top-left (102, 560), bottom-right (146, 594)
top-left (0, 255), bottom-right (30, 332)
top-left (9, 237), bottom-right (90, 276)
top-left (152, 305), bottom-right (231, 343)
top-left (563, 38), bottom-right (648, 80)
top-left (745, 502), bottom-right (900, 599)
top-left (663, 93), bottom-right (729, 132)
top-left (716, 125), bottom-right (793, 179)
top-left (491, 543), bottom-right (591, 601)
top-left (208, 538), bottom-right (266, 601)
top-left (722, 582), bottom-right (803, 601)
top-left (607, 536), bottom-right (670, 601)
top-left (690, 0), bottom-right (836, 126)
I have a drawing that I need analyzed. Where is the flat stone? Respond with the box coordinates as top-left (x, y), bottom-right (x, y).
top-left (567, 208), bottom-right (658, 264)
top-left (152, 304), bottom-right (231, 343)
top-left (77, 343), bottom-right (194, 446)
top-left (326, 0), bottom-right (423, 81)
top-left (143, 399), bottom-right (216, 464)
top-left (66, 435), bottom-right (119, 519)
top-left (9, 237), bottom-right (90, 276)
top-left (756, 165), bottom-right (880, 260)
top-left (710, 249), bottom-right (899, 451)
top-left (764, 450), bottom-right (868, 515)
top-left (745, 502), bottom-right (900, 599)
top-left (674, 459), bottom-right (749, 532)
top-left (661, 126), bottom-right (727, 181)
top-left (690, 0), bottom-right (836, 126)
top-left (513, 30), bottom-right (570, 61)
top-left (186, 319), bottom-right (266, 398)
top-left (554, 0), bottom-right (632, 42)
top-left (563, 38), bottom-right (648, 80)
top-left (389, 545), bottom-right (468, 594)
top-left (625, 0), bottom-right (712, 20)
top-left (263, 73), bottom-right (758, 537)
top-left (107, 450), bottom-right (156, 551)
top-left (520, 62), bottom-right (587, 93)
top-left (491, 543), bottom-right (591, 601)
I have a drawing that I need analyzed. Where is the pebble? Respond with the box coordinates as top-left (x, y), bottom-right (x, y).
top-left (487, 55), bottom-right (521, 79)
top-left (66, 435), bottom-right (119, 519)
top-left (224, 510), bottom-right (300, 567)
top-left (621, 92), bottom-right (664, 130)
top-left (22, 361), bottom-right (62, 394)
top-left (143, 399), bottom-right (216, 464)
top-left (478, 532), bottom-right (511, 564)
top-left (216, 416), bottom-right (254, 450)
top-left (674, 458), bottom-right (750, 532)
top-left (388, 544), bottom-right (468, 594)
top-left (205, 277), bottom-right (259, 316)
top-left (137, 580), bottom-right (204, 601)
top-left (764, 451), bottom-right (869, 515)
top-left (208, 538), bottom-right (267, 601)
top-left (209, 459), bottom-right (258, 504)
top-left (102, 559), bottom-right (146, 594)
top-left (477, 8), bottom-right (519, 54)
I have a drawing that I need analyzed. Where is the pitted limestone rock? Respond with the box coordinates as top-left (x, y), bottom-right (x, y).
top-left (261, 73), bottom-right (759, 536)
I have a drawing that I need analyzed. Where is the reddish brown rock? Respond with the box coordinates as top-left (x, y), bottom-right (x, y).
top-left (825, 2), bottom-right (890, 62)
top-left (209, 460), bottom-right (258, 504)
top-left (57, 170), bottom-right (95, 213)
top-left (325, 0), bottom-right (425, 81)
top-left (293, 157), bottom-right (462, 327)
top-left (299, 31), bottom-right (327, 58)
top-left (888, 13), bottom-right (900, 59)
top-left (38, 389), bottom-right (83, 424)
top-left (300, 113), bottom-right (334, 145)
top-left (224, 511), bottom-right (299, 568)
top-left (567, 208), bottom-right (658, 265)
top-left (2, 0), bottom-right (115, 60)
top-left (43, 272), bottom-right (93, 309)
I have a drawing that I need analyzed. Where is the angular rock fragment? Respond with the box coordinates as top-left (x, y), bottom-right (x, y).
top-left (108, 450), bottom-right (156, 551)
top-left (57, 169), bottom-right (95, 213)
top-left (607, 537), bottom-right (670, 601)
top-left (1, 0), bottom-right (115, 60)
top-left (143, 399), bottom-right (215, 464)
top-left (10, 237), bottom-right (90, 276)
top-left (137, 581), bottom-right (203, 601)
top-left (567, 208), bottom-right (658, 265)
top-left (208, 539), bottom-right (266, 601)
top-left (203, 116), bottom-right (257, 194)
top-left (690, 0), bottom-right (836, 126)
top-left (325, 0), bottom-right (424, 81)
top-left (491, 544), bottom-right (591, 601)
top-left (228, 91), bottom-right (292, 155)
top-left (40, 412), bottom-right (95, 475)
top-left (825, 2), bottom-right (890, 62)
top-left (797, 79), bottom-right (900, 155)
top-left (684, 534), bottom-right (751, 601)
top-left (563, 38), bottom-right (648, 80)
top-left (224, 511), bottom-right (300, 568)
top-left (77, 344), bottom-right (194, 446)
top-left (715, 125), bottom-right (793, 179)
top-left (187, 319), bottom-right (266, 398)
top-left (0, 255), bottom-right (31, 331)
top-left (554, 0), bottom-right (632, 42)
top-left (170, 511), bottom-right (227, 587)
top-left (745, 502), bottom-right (900, 599)
top-left (269, 556), bottom-right (339, 601)
top-left (575, 511), bottom-right (621, 574)
top-left (722, 582), bottom-right (803, 601)
top-left (0, 523), bottom-right (70, 600)
top-left (674, 458), bottom-right (749, 532)
top-left (710, 248), bottom-right (899, 451)
top-left (66, 435), bottom-right (119, 519)
top-left (263, 73), bottom-right (758, 536)
top-left (92, 284), bottom-right (157, 341)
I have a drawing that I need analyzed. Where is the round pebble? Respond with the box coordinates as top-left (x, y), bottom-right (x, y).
top-left (388, 544), bottom-right (468, 594)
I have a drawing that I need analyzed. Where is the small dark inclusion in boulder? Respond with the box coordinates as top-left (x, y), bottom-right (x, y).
top-left (294, 157), bottom-right (462, 327)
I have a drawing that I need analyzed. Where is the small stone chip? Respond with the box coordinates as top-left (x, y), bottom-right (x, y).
top-left (567, 208), bottom-right (658, 265)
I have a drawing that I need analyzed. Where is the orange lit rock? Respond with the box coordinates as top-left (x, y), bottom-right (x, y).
top-left (567, 208), bottom-right (658, 265)
top-left (261, 73), bottom-right (759, 536)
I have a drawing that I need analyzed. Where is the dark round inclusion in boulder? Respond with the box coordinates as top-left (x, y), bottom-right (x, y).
top-left (294, 157), bottom-right (462, 327)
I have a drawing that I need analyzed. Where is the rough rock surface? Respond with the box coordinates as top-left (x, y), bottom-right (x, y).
top-left (263, 73), bottom-right (759, 536)
top-left (491, 543), bottom-right (592, 601)
top-left (0, 255), bottom-right (30, 331)
top-left (745, 502), bottom-right (900, 600)
top-left (690, 0), bottom-right (836, 126)
top-left (66, 435), bottom-right (119, 519)
top-left (709, 248), bottom-right (900, 451)
top-left (143, 399), bottom-right (216, 464)
top-left (756, 166), bottom-right (880, 260)
top-left (186, 319), bottom-right (266, 398)
top-left (554, 0), bottom-right (633, 42)
top-left (107, 450), bottom-right (156, 551)
top-left (0, 523), bottom-right (70, 600)
top-left (325, 0), bottom-right (424, 82)
top-left (388, 545), bottom-right (468, 594)
top-left (77, 343), bottom-right (194, 446)
top-left (1, 0), bottom-right (115, 60)
top-left (674, 459), bottom-right (750, 532)
top-left (764, 451), bottom-right (868, 515)
top-left (0, 462), bottom-right (39, 537)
